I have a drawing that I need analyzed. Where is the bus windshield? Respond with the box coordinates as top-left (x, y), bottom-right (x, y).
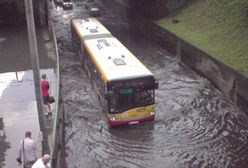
top-left (109, 88), bottom-right (154, 114)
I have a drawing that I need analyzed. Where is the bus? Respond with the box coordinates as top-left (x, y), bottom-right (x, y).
top-left (71, 18), bottom-right (158, 126)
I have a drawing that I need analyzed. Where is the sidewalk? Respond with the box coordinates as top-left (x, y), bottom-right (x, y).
top-left (0, 25), bottom-right (56, 167)
top-left (0, 69), bottom-right (56, 168)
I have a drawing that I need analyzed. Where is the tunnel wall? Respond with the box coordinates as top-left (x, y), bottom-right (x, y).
top-left (97, 0), bottom-right (248, 113)
top-left (98, 0), bottom-right (186, 20)
top-left (0, 1), bottom-right (26, 27)
top-left (0, 0), bottom-right (47, 27)
top-left (128, 0), bottom-right (186, 19)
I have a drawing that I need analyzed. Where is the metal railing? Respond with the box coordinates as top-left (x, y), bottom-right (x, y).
top-left (48, 3), bottom-right (65, 167)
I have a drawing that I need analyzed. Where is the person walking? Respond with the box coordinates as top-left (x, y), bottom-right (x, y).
top-left (31, 154), bottom-right (50, 168)
top-left (40, 74), bottom-right (51, 116)
top-left (17, 131), bottom-right (37, 168)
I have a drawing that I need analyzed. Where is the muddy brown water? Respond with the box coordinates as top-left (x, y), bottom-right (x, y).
top-left (51, 2), bottom-right (248, 168)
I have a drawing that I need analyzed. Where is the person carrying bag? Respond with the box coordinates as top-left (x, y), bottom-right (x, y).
top-left (41, 74), bottom-right (54, 116)
top-left (17, 131), bottom-right (37, 168)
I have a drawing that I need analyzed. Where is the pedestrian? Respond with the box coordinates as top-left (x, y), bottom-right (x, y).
top-left (17, 131), bottom-right (37, 168)
top-left (40, 74), bottom-right (52, 116)
top-left (31, 154), bottom-right (50, 168)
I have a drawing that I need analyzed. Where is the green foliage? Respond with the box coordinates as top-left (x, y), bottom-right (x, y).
top-left (156, 0), bottom-right (248, 75)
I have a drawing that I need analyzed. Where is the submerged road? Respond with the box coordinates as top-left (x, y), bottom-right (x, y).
top-left (51, 1), bottom-right (248, 168)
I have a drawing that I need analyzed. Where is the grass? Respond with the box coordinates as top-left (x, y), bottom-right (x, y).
top-left (156, 0), bottom-right (248, 76)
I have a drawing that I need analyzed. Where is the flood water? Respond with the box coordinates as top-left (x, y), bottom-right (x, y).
top-left (51, 1), bottom-right (248, 168)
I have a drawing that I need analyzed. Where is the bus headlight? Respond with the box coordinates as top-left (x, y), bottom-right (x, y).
top-left (110, 117), bottom-right (116, 121)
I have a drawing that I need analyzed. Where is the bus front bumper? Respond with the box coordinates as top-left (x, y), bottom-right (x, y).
top-left (108, 114), bottom-right (155, 127)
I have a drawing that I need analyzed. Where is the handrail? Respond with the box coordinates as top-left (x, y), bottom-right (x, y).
top-left (49, 15), bottom-right (65, 168)
top-left (46, 1), bottom-right (66, 167)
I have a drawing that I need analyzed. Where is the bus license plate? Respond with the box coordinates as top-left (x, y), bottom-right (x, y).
top-left (128, 121), bottom-right (139, 125)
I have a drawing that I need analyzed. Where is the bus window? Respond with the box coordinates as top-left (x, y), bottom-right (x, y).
top-left (116, 91), bottom-right (133, 111)
top-left (80, 45), bottom-right (84, 56)
top-left (134, 89), bottom-right (154, 106)
top-left (108, 89), bottom-right (134, 113)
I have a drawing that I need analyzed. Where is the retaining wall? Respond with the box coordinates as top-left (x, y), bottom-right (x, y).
top-left (128, 0), bottom-right (186, 19)
top-left (136, 18), bottom-right (248, 113)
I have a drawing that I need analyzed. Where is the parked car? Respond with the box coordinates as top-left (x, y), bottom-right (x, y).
top-left (89, 7), bottom-right (101, 17)
top-left (62, 0), bottom-right (73, 10)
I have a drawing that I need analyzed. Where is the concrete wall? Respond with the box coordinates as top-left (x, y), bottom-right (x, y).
top-left (97, 0), bottom-right (129, 20)
top-left (128, 0), bottom-right (186, 19)
top-left (0, 1), bottom-right (26, 27)
top-left (136, 19), bottom-right (248, 113)
top-left (98, 0), bottom-right (186, 19)
top-left (98, 0), bottom-right (248, 113)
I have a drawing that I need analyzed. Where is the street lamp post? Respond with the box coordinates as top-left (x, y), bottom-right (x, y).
top-left (24, 0), bottom-right (50, 155)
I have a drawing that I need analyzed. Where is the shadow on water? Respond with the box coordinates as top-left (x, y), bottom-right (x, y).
top-left (51, 2), bottom-right (248, 168)
top-left (0, 118), bottom-right (10, 168)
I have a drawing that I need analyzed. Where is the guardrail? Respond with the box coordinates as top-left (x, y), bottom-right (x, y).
top-left (46, 1), bottom-right (66, 167)
top-left (49, 16), bottom-right (65, 168)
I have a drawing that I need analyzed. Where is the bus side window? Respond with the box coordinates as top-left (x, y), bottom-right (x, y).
top-left (93, 68), bottom-right (98, 81)
top-left (76, 38), bottom-right (80, 49)
top-left (95, 72), bottom-right (101, 87)
top-left (84, 47), bottom-right (90, 65)
top-left (100, 79), bottom-right (105, 95)
top-left (71, 28), bottom-right (77, 49)
top-left (80, 45), bottom-right (84, 57)
top-left (72, 29), bottom-right (80, 50)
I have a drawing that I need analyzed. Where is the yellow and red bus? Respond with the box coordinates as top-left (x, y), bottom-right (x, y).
top-left (71, 18), bottom-right (158, 126)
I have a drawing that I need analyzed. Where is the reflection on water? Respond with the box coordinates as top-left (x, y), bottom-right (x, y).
top-left (52, 2), bottom-right (248, 168)
top-left (0, 118), bottom-right (10, 168)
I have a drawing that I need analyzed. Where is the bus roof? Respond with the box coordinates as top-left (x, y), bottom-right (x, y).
top-left (84, 37), bottom-right (154, 82)
top-left (71, 18), bottom-right (112, 40)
